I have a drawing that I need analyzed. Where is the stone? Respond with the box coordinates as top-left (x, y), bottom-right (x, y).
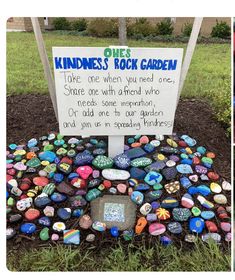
top-left (40, 227), bottom-right (50, 241)
top-left (33, 177), bottom-right (49, 187)
top-left (34, 193), bottom-right (51, 208)
top-left (74, 150), bottom-right (94, 166)
top-left (57, 162), bottom-right (72, 174)
top-left (25, 208), bottom-right (40, 221)
top-left (71, 178), bottom-right (86, 189)
top-left (69, 195), bottom-right (87, 207)
top-left (202, 233), bottom-right (221, 243)
top-left (14, 162), bottom-right (27, 171)
top-left (8, 214), bottom-right (22, 223)
top-left (91, 195), bottom-right (136, 230)
top-left (220, 222), bottom-right (231, 232)
top-left (93, 148), bottom-right (106, 155)
top-left (38, 216), bottom-right (51, 226)
top-left (63, 229), bottom-right (80, 245)
top-left (214, 194), bottom-right (227, 204)
top-left (185, 234), bottom-right (197, 243)
top-left (167, 222), bottom-right (182, 234)
top-left (145, 190), bottom-right (162, 202)
top-left (92, 221), bottom-right (106, 232)
top-left (143, 143), bottom-right (155, 153)
top-left (6, 228), bottom-right (16, 239)
top-left (189, 217), bottom-right (205, 233)
top-left (217, 206), bottom-right (229, 219)
top-left (210, 182), bottom-right (222, 193)
top-left (167, 138), bottom-right (178, 147)
top-left (197, 195), bottom-right (214, 209)
top-left (191, 207), bottom-right (201, 216)
top-left (205, 221), bottom-right (218, 232)
top-left (53, 222), bottom-right (66, 232)
top-left (188, 185), bottom-right (211, 196)
top-left (131, 191), bottom-right (144, 205)
top-left (79, 215), bottom-right (93, 229)
top-left (160, 236), bottom-right (172, 246)
top-left (166, 160), bottom-right (176, 167)
top-left (135, 217), bottom-right (147, 234)
top-left (172, 208), bottom-right (191, 221)
top-left (39, 151), bottom-right (56, 162)
top-left (57, 208), bottom-right (71, 220)
top-left (43, 183), bottom-right (56, 195)
top-left (102, 169), bottom-right (130, 180)
top-left (51, 192), bottom-right (67, 203)
top-left (189, 174), bottom-right (198, 182)
top-left (161, 167), bottom-right (178, 180)
top-left (20, 223), bottom-right (36, 234)
top-left (222, 181), bottom-right (231, 191)
top-left (149, 223), bottom-right (166, 236)
top-left (76, 165), bottom-right (93, 179)
top-left (150, 140), bottom-right (161, 147)
top-left (140, 203), bottom-right (152, 215)
top-left (113, 154), bottom-right (131, 169)
top-left (146, 213), bottom-right (157, 222)
top-left (109, 187), bottom-right (117, 194)
top-left (208, 171), bottom-right (219, 181)
top-left (130, 167), bottom-right (146, 179)
top-left (181, 193), bottom-right (194, 208)
top-left (123, 229), bottom-right (134, 241)
top-left (164, 181), bottom-right (180, 194)
top-left (181, 135), bottom-right (196, 146)
top-left (161, 197), bottom-right (179, 208)
top-left (86, 189), bottom-right (101, 202)
top-left (86, 234), bottom-right (96, 242)
top-left (131, 157), bottom-right (152, 167)
top-left (225, 233), bottom-right (232, 242)
top-left (156, 208), bottom-right (170, 220)
top-left (26, 157), bottom-right (41, 168)
top-left (176, 164), bottom-right (193, 174)
top-left (110, 226), bottom-right (119, 237)
top-left (145, 160), bottom-right (166, 172)
top-left (144, 171), bottom-right (163, 185)
top-left (201, 211), bottom-right (215, 220)
top-left (124, 147), bottom-right (146, 159)
top-left (92, 155), bottom-right (113, 169)
top-left (117, 183), bottom-right (127, 194)
top-left (16, 197), bottom-right (33, 211)
top-left (57, 182), bottom-right (74, 196)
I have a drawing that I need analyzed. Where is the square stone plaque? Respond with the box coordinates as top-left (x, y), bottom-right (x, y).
top-left (90, 195), bottom-right (136, 230)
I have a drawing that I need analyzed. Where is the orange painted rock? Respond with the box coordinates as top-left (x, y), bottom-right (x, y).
top-left (25, 208), bottom-right (40, 221)
top-left (135, 217), bottom-right (147, 234)
top-left (131, 142), bottom-right (141, 148)
top-left (206, 152), bottom-right (216, 159)
top-left (192, 157), bottom-right (200, 165)
top-left (26, 152), bottom-right (37, 160)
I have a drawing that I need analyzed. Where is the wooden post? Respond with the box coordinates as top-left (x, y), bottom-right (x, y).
top-left (177, 17), bottom-right (203, 103)
top-left (31, 17), bottom-right (58, 121)
top-left (108, 18), bottom-right (127, 158)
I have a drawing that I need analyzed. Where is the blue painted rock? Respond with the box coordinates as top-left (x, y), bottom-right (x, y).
top-left (146, 213), bottom-right (157, 222)
top-left (51, 192), bottom-right (67, 203)
top-left (145, 160), bottom-right (166, 172)
top-left (102, 169), bottom-right (130, 180)
top-left (53, 173), bottom-right (64, 183)
top-left (134, 183), bottom-right (150, 191)
top-left (113, 154), bottom-right (131, 169)
top-left (149, 223), bottom-right (166, 236)
top-left (130, 167), bottom-right (146, 180)
top-left (172, 208), bottom-right (191, 221)
top-left (161, 167), bottom-right (177, 180)
top-left (195, 165), bottom-right (208, 174)
top-left (39, 151), bottom-right (56, 162)
top-left (188, 185), bottom-right (211, 196)
top-left (20, 223), bottom-right (36, 234)
top-left (201, 211), bottom-right (215, 220)
top-left (181, 158), bottom-right (193, 165)
top-left (144, 171), bottom-right (163, 185)
top-left (92, 221), bottom-right (106, 232)
top-left (124, 147), bottom-right (146, 159)
top-left (68, 172), bottom-right (79, 181)
top-left (110, 226), bottom-right (119, 237)
top-left (143, 143), bottom-right (155, 153)
top-left (151, 201), bottom-right (161, 210)
top-left (160, 236), bottom-right (172, 246)
top-left (145, 190), bottom-right (162, 202)
top-left (57, 208), bottom-right (71, 220)
top-left (34, 194), bottom-right (51, 208)
top-left (167, 222), bottom-right (182, 234)
top-left (88, 179), bottom-right (102, 189)
top-left (92, 155), bottom-right (113, 169)
top-left (93, 148), bottom-right (106, 155)
top-left (181, 135), bottom-right (196, 147)
top-left (63, 229), bottom-right (80, 245)
top-left (72, 209), bottom-right (84, 217)
top-left (176, 164), bottom-right (193, 174)
top-left (38, 216), bottom-right (51, 227)
top-left (74, 150), bottom-right (94, 166)
top-left (197, 146), bottom-right (206, 155)
top-left (181, 193), bottom-right (194, 208)
top-left (161, 197), bottom-right (179, 208)
top-left (189, 217), bottom-right (205, 233)
top-left (131, 191), bottom-right (144, 205)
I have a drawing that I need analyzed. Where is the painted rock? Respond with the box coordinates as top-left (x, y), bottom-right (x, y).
top-left (176, 164), bottom-right (193, 174)
top-left (51, 192), bottom-right (67, 203)
top-left (93, 148), bottom-right (106, 156)
top-left (26, 157), bottom-right (41, 168)
top-left (92, 155), bottom-right (113, 169)
top-left (189, 174), bottom-right (198, 182)
top-left (39, 151), bottom-right (56, 162)
top-left (189, 217), bottom-right (205, 233)
top-left (181, 193), bottom-right (194, 208)
top-left (130, 167), bottom-right (146, 180)
top-left (188, 185), bottom-right (211, 196)
top-left (217, 206), bottom-right (229, 219)
top-left (40, 227), bottom-right (50, 241)
top-left (6, 228), bottom-right (16, 239)
top-left (144, 171), bottom-right (163, 185)
top-left (79, 215), bottom-right (93, 229)
top-left (150, 140), bottom-right (161, 147)
top-left (164, 181), bottom-right (180, 194)
top-left (166, 160), bottom-right (176, 167)
top-left (192, 207), bottom-right (201, 217)
top-left (195, 165), bottom-right (208, 174)
top-left (143, 143), bottom-right (155, 153)
top-left (180, 177), bottom-right (192, 189)
top-left (86, 189), bottom-right (101, 202)
top-left (146, 213), bottom-right (157, 222)
top-left (185, 234), bottom-right (197, 243)
top-left (57, 182), bottom-right (74, 195)
top-left (8, 214), bottom-right (22, 223)
top-left (172, 208), bottom-right (191, 221)
top-left (20, 223), bottom-right (36, 234)
top-left (145, 190), bottom-right (162, 202)
top-left (222, 181), bottom-right (231, 191)
top-left (156, 208), bottom-right (170, 220)
top-left (38, 216), bottom-right (51, 226)
top-left (74, 150), bottom-right (94, 166)
top-left (167, 222), bottom-right (182, 234)
top-left (225, 233), bottom-right (232, 242)
top-left (213, 194), bottom-right (227, 204)
top-left (14, 162), bottom-right (27, 171)
top-left (71, 178), bottom-right (86, 189)
top-left (86, 233), bottom-right (96, 242)
top-left (92, 221), bottom-right (106, 232)
top-left (166, 138), bottom-right (178, 147)
top-left (125, 147), bottom-right (146, 159)
top-left (131, 157), bottom-right (152, 167)
top-left (210, 182), bottom-right (222, 194)
top-left (113, 154), bottom-right (131, 169)
top-left (205, 221), bottom-right (218, 232)
top-left (123, 229), bottom-right (134, 241)
top-left (57, 162), bottom-right (72, 174)
top-left (76, 165), bottom-right (93, 179)
top-left (146, 160), bottom-right (166, 171)
top-left (208, 172), bottom-right (219, 181)
top-left (117, 183), bottom-right (127, 193)
top-left (16, 197), bottom-right (33, 211)
top-left (34, 194), bottom-right (51, 208)
top-left (181, 135), bottom-right (196, 147)
top-left (202, 233), bottom-right (221, 243)
top-left (201, 211), bottom-right (215, 220)
top-left (220, 222), bottom-right (231, 232)
top-left (160, 236), bottom-right (172, 246)
top-left (161, 197), bottom-right (179, 208)
top-left (149, 223), bottom-right (166, 236)
top-left (57, 208), bottom-right (71, 220)
top-left (72, 209), bottom-right (84, 218)
top-left (69, 195), bottom-right (87, 207)
top-left (53, 222), bottom-right (66, 232)
top-left (135, 183), bottom-right (150, 191)
top-left (131, 191), bottom-right (144, 205)
top-left (135, 217), bottom-right (147, 234)
top-left (33, 177), bottom-right (49, 187)
top-left (110, 226), bottom-right (119, 237)
top-left (197, 195), bottom-right (214, 209)
top-left (63, 229), bottom-right (80, 245)
top-left (109, 187), bottom-right (117, 194)
top-left (102, 169), bottom-right (130, 180)
top-left (25, 208), bottom-right (40, 221)
top-left (161, 167), bottom-right (178, 180)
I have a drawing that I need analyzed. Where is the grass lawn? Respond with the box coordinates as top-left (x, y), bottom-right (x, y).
top-left (7, 31), bottom-right (231, 129)
top-left (7, 239), bottom-right (231, 272)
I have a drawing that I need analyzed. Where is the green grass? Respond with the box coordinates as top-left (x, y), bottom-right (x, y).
top-left (7, 239), bottom-right (231, 272)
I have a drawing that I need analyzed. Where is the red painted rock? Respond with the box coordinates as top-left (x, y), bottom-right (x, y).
top-left (192, 157), bottom-right (200, 165)
top-left (33, 177), bottom-right (49, 187)
top-left (20, 178), bottom-right (32, 191)
top-left (71, 178), bottom-right (86, 188)
top-left (20, 194), bottom-right (28, 200)
top-left (76, 165), bottom-right (93, 179)
top-left (178, 140), bottom-right (187, 147)
top-left (205, 221), bottom-right (218, 232)
top-left (139, 135), bottom-right (149, 144)
top-left (208, 172), bottom-right (219, 181)
top-left (149, 223), bottom-right (166, 236)
top-left (7, 168), bottom-right (16, 176)
top-left (60, 156), bottom-right (73, 165)
top-left (217, 206), bottom-right (229, 219)
top-left (220, 222), bottom-right (231, 232)
top-left (103, 180), bottom-right (112, 188)
top-left (6, 175), bottom-right (13, 182)
top-left (117, 183), bottom-right (127, 194)
top-left (25, 208), bottom-right (40, 221)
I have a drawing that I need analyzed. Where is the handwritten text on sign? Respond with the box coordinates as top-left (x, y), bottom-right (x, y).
top-left (52, 47), bottom-right (183, 135)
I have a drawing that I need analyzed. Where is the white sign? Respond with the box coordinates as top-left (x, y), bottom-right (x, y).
top-left (52, 47), bottom-right (183, 136)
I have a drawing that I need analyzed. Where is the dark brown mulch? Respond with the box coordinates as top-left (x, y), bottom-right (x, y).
top-left (7, 94), bottom-right (231, 180)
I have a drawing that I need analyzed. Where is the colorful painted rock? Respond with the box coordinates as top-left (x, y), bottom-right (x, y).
top-left (191, 207), bottom-right (201, 216)
top-left (144, 171), bottom-right (163, 185)
top-left (205, 221), bottom-right (218, 232)
top-left (202, 233), bottom-right (221, 243)
top-left (63, 229), bottom-right (80, 245)
top-left (149, 223), bottom-right (166, 236)
top-left (113, 154), bottom-right (131, 169)
top-left (176, 164), bottom-right (193, 174)
top-left (135, 217), bottom-right (147, 234)
top-left (201, 211), bottom-right (215, 220)
top-left (167, 222), bottom-right (182, 234)
top-left (189, 217), bottom-right (205, 233)
top-left (76, 165), bottom-right (93, 179)
top-left (181, 193), bottom-right (194, 208)
top-left (161, 197), bottom-right (179, 208)
top-left (164, 181), bottom-right (180, 194)
top-left (197, 195), bottom-right (214, 209)
top-left (172, 208), bottom-right (191, 221)
top-left (92, 155), bottom-right (113, 169)
top-left (86, 189), bottom-right (101, 202)
top-left (140, 203), bottom-right (152, 215)
top-left (33, 177), bottom-right (49, 187)
top-left (92, 221), bottom-right (106, 232)
top-left (40, 227), bottom-right (50, 241)
top-left (213, 194), bottom-right (227, 204)
top-left (156, 208), bottom-right (170, 220)
top-left (131, 191), bottom-right (144, 205)
top-left (24, 208), bottom-right (40, 221)
top-left (20, 223), bottom-right (36, 234)
top-left (210, 182), bottom-right (222, 194)
top-left (131, 157), bottom-right (152, 167)
top-left (79, 215), bottom-right (93, 229)
top-left (53, 222), bottom-right (66, 232)
top-left (161, 167), bottom-right (177, 180)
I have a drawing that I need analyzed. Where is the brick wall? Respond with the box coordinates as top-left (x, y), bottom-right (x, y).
top-left (7, 17), bottom-right (45, 31)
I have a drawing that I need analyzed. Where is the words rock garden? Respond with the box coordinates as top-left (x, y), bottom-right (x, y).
top-left (6, 133), bottom-right (231, 246)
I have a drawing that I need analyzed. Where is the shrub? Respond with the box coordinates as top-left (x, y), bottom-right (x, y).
top-left (87, 18), bottom-right (118, 37)
top-left (156, 18), bottom-right (174, 35)
top-left (53, 17), bottom-right (71, 30)
top-left (182, 22), bottom-right (193, 37)
top-left (71, 18), bottom-right (87, 32)
top-left (127, 18), bottom-right (155, 38)
top-left (211, 20), bottom-right (231, 38)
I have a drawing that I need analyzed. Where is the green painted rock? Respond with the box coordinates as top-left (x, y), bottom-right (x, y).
top-left (86, 188), bottom-right (101, 201)
top-left (67, 149), bottom-right (76, 157)
top-left (172, 208), bottom-right (191, 221)
top-left (43, 163), bottom-right (57, 173)
top-left (44, 144), bottom-right (54, 151)
top-left (153, 183), bottom-right (163, 190)
top-left (43, 183), bottom-right (56, 195)
top-left (40, 227), bottom-right (50, 241)
top-left (131, 157), bottom-right (152, 167)
top-left (201, 157), bottom-right (213, 165)
top-left (56, 147), bottom-right (67, 155)
top-left (191, 206), bottom-right (201, 216)
top-left (92, 155), bottom-right (113, 169)
top-left (7, 197), bottom-right (15, 207)
top-left (26, 157), bottom-right (41, 168)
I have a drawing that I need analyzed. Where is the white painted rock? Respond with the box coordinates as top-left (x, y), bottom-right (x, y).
top-left (102, 169), bottom-right (130, 180)
top-left (214, 194), bottom-right (227, 205)
top-left (222, 181), bottom-right (231, 191)
top-left (140, 203), bottom-right (152, 215)
top-left (210, 182), bottom-right (222, 194)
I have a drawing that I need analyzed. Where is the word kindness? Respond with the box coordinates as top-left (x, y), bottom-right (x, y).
top-left (54, 48), bottom-right (178, 71)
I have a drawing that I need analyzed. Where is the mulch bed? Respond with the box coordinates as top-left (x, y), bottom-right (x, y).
top-left (6, 94), bottom-right (231, 254)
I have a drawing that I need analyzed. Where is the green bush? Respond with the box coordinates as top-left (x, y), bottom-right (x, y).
top-left (182, 22), bottom-right (193, 37)
top-left (127, 18), bottom-right (155, 37)
top-left (87, 18), bottom-right (118, 37)
top-left (53, 17), bottom-right (71, 30)
top-left (71, 18), bottom-right (87, 32)
top-left (211, 20), bottom-right (231, 38)
top-left (156, 18), bottom-right (174, 35)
